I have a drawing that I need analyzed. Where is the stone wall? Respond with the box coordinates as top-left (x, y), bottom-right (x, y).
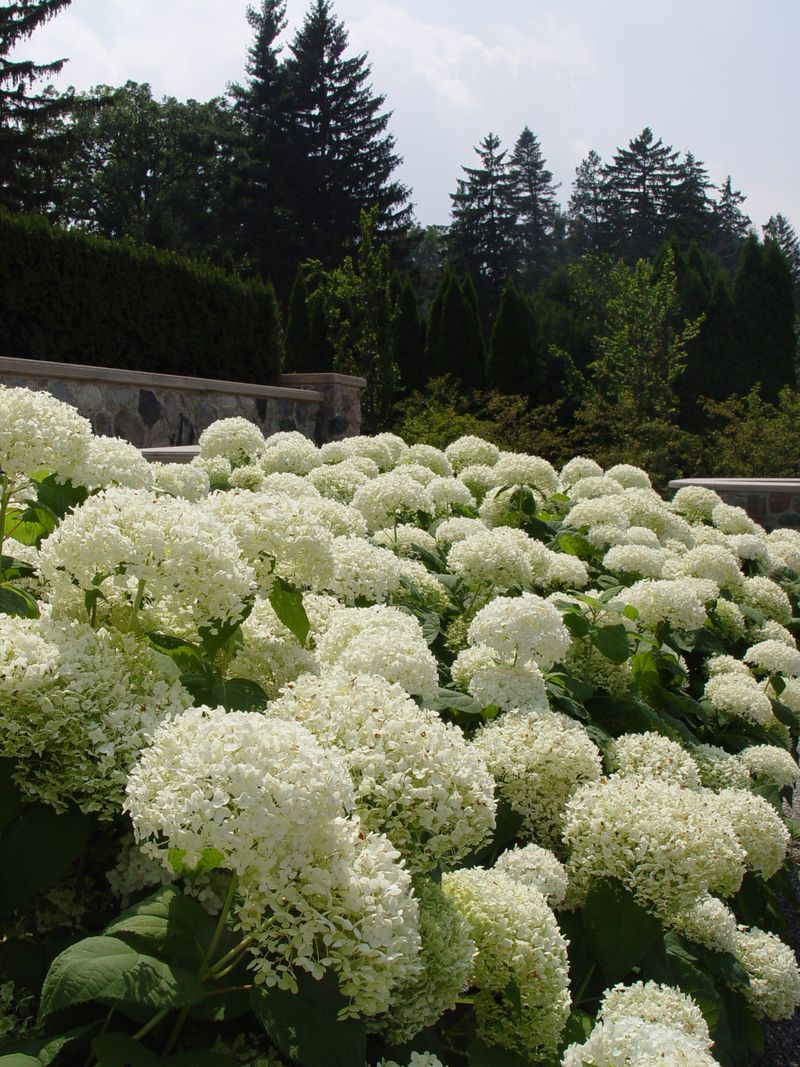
top-left (669, 478), bottom-right (800, 530)
top-left (0, 356), bottom-right (365, 446)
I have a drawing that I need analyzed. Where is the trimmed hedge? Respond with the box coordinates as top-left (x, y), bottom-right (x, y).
top-left (0, 211), bottom-right (283, 381)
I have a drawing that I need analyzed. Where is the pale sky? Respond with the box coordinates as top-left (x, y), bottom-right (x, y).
top-left (18, 0), bottom-right (800, 232)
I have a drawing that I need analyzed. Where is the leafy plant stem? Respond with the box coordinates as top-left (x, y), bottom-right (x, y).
top-left (198, 872), bottom-right (239, 981)
top-left (162, 1006), bottom-right (190, 1057)
top-left (125, 577), bottom-right (147, 633)
top-left (132, 1007), bottom-right (172, 1041)
top-left (573, 962), bottom-right (597, 1007)
top-left (0, 471), bottom-right (12, 560)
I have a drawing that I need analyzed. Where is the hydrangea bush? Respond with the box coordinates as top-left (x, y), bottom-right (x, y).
top-left (1, 385), bottom-right (799, 1067)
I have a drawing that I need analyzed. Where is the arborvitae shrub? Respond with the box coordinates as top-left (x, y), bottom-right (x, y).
top-left (0, 211), bottom-right (283, 381)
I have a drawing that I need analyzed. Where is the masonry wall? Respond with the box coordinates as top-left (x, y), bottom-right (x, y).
top-left (0, 356), bottom-right (364, 446)
top-left (669, 478), bottom-right (800, 530)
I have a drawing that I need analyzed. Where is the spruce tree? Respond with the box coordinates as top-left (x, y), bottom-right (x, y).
top-left (283, 266), bottom-right (314, 372)
top-left (666, 152), bottom-right (715, 246)
top-left (283, 0), bottom-right (410, 267)
top-left (488, 277), bottom-right (539, 395)
top-left (711, 176), bottom-right (752, 272)
top-left (508, 126), bottom-right (560, 289)
top-left (603, 127), bottom-right (680, 261)
top-left (567, 149), bottom-right (608, 257)
top-left (763, 214), bottom-right (800, 295)
top-left (425, 272), bottom-right (484, 389)
top-left (448, 132), bottom-right (518, 317)
top-left (0, 0), bottom-right (75, 212)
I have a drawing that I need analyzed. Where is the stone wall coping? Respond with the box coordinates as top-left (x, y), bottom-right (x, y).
top-left (278, 372), bottom-right (366, 388)
top-left (0, 355), bottom-right (324, 404)
top-left (669, 478), bottom-right (800, 493)
top-left (141, 446), bottom-right (199, 464)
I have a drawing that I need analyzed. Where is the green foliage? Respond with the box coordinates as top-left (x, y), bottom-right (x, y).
top-left (0, 210), bottom-right (283, 380)
top-left (703, 386), bottom-right (800, 477)
top-left (283, 267), bottom-right (314, 372)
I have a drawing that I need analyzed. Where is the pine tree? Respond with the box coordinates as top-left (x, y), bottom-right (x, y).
top-left (227, 1), bottom-right (294, 287)
top-left (448, 132), bottom-right (518, 317)
top-left (283, 266), bottom-right (314, 372)
top-left (283, 0), bottom-right (410, 268)
top-left (487, 277), bottom-right (539, 394)
top-left (567, 149), bottom-right (608, 257)
top-left (0, 0), bottom-right (75, 212)
top-left (711, 176), bottom-right (752, 272)
top-left (508, 126), bottom-right (560, 289)
top-left (666, 152), bottom-right (715, 246)
top-left (603, 127), bottom-right (680, 261)
top-left (763, 214), bottom-right (800, 294)
top-left (391, 274), bottom-right (425, 392)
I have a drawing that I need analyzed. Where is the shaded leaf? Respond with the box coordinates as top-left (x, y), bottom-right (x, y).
top-left (0, 584), bottom-right (39, 618)
top-left (104, 886), bottom-right (212, 965)
top-left (269, 576), bottom-right (310, 647)
top-left (589, 624), bottom-right (630, 664)
top-left (582, 879), bottom-right (663, 983)
top-left (0, 804), bottom-right (92, 916)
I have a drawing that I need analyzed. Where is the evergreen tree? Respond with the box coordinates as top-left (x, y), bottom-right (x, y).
top-left (0, 0), bottom-right (76, 212)
top-left (283, 0), bottom-right (410, 268)
top-left (448, 132), bottom-right (518, 316)
top-left (711, 176), bottom-right (752, 272)
top-left (508, 126), bottom-right (560, 289)
top-left (763, 214), bottom-right (800, 295)
top-left (425, 271), bottom-right (484, 389)
top-left (666, 152), bottom-right (715, 246)
top-left (391, 274), bottom-right (425, 392)
top-left (307, 291), bottom-right (334, 372)
top-left (283, 266), bottom-right (314, 371)
top-left (567, 149), bottom-right (608, 257)
top-left (227, 0), bottom-right (294, 286)
top-left (603, 127), bottom-right (680, 261)
top-left (487, 277), bottom-right (539, 394)
top-left (460, 273), bottom-right (486, 388)
top-left (732, 236), bottom-right (797, 401)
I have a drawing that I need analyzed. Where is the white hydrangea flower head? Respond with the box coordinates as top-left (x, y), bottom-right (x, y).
top-left (323, 536), bottom-right (407, 604)
top-left (371, 431), bottom-right (409, 464)
top-left (446, 527), bottom-right (534, 594)
top-left (692, 524), bottom-right (731, 548)
top-left (306, 459), bottom-right (372, 503)
top-left (40, 487), bottom-right (256, 637)
top-left (703, 672), bottom-right (774, 727)
top-left (336, 435), bottom-right (394, 470)
top-left (563, 636), bottom-right (633, 697)
top-left (0, 612), bottom-right (191, 818)
top-left (609, 732), bottom-right (701, 790)
top-left (726, 533), bottom-right (772, 566)
top-left (712, 501), bottom-right (762, 535)
top-left (269, 670), bottom-right (496, 873)
top-left (468, 592), bottom-right (571, 670)
top-left (259, 434), bottom-right (321, 475)
top-left (711, 598), bottom-right (747, 642)
top-left (603, 543), bottom-right (667, 579)
top-left (442, 867), bottom-right (570, 1057)
top-left (598, 980), bottom-right (711, 1047)
top-left (566, 496), bottom-right (630, 533)
top-left (662, 544), bottom-right (742, 589)
top-left (744, 638), bottom-right (800, 678)
top-left (352, 471), bottom-right (435, 532)
top-left (79, 436), bottom-right (155, 490)
top-left (197, 417), bottom-right (266, 467)
top-left (373, 523), bottom-right (438, 557)
top-left (397, 443), bottom-right (453, 477)
top-left (493, 844), bottom-right (568, 907)
top-left (752, 619), bottom-right (797, 647)
top-left (451, 643), bottom-right (550, 713)
top-left (560, 455), bottom-right (604, 486)
top-left (228, 596), bottom-right (318, 700)
top-left (706, 654), bottom-right (751, 677)
top-left (191, 453), bottom-right (232, 488)
top-left (238, 819), bottom-right (422, 1018)
top-left (205, 488), bottom-right (335, 593)
top-left (739, 744), bottom-right (800, 791)
top-left (227, 463), bottom-right (265, 491)
top-left (691, 744), bottom-right (750, 791)
top-left (738, 576), bottom-right (793, 625)
top-left (563, 777), bottom-right (745, 918)
top-left (370, 878), bottom-right (476, 1045)
top-left (477, 484), bottom-right (544, 528)
top-left (152, 461), bottom-right (210, 501)
top-left (711, 788), bottom-right (789, 879)
top-left (379, 1055), bottom-right (445, 1067)
top-left (396, 557), bottom-right (453, 614)
top-left (473, 709), bottom-right (602, 849)
top-left (458, 463), bottom-right (498, 501)
top-left (491, 452), bottom-right (559, 494)
top-left (0, 385), bottom-right (93, 484)
top-left (618, 579), bottom-right (707, 632)
top-left (614, 488), bottom-right (695, 545)
top-left (426, 475), bottom-right (476, 516)
top-left (671, 894), bottom-right (739, 954)
top-left (766, 536), bottom-right (800, 574)
top-left (561, 1014), bottom-right (717, 1067)
top-left (543, 546), bottom-right (590, 591)
top-left (314, 604), bottom-right (439, 700)
top-left (605, 464), bottom-right (653, 490)
top-left (259, 471), bottom-right (321, 499)
top-left (733, 926), bottom-right (800, 1020)
top-left (569, 475), bottom-right (624, 501)
top-left (433, 516), bottom-right (488, 549)
top-left (396, 462), bottom-right (437, 486)
top-left (445, 435), bottom-right (500, 472)
top-left (671, 485), bottom-right (724, 522)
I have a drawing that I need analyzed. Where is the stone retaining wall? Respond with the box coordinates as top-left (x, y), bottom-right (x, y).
top-left (669, 478), bottom-right (800, 530)
top-left (0, 356), bottom-right (364, 446)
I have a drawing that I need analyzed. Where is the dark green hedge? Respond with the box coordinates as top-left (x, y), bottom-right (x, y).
top-left (0, 211), bottom-right (283, 381)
